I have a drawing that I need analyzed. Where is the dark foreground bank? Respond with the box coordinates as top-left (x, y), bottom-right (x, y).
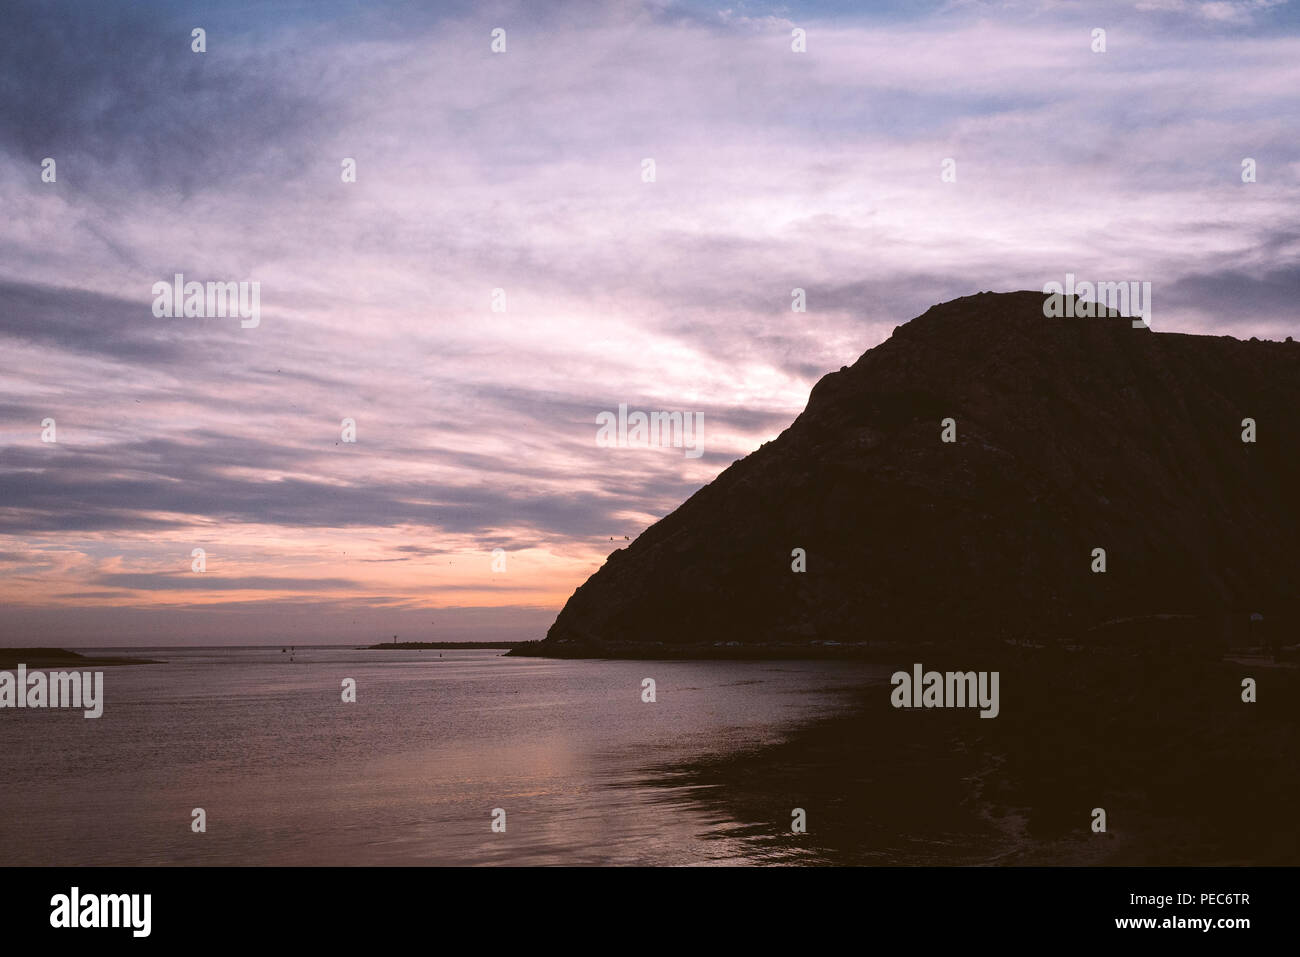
top-left (636, 646), bottom-right (1299, 865)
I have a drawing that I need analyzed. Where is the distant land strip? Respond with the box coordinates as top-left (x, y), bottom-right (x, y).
top-left (0, 648), bottom-right (164, 669)
top-left (506, 639), bottom-right (910, 660)
top-left (362, 641), bottom-right (524, 650)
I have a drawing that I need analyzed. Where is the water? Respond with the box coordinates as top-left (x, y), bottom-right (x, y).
top-left (0, 648), bottom-right (888, 865)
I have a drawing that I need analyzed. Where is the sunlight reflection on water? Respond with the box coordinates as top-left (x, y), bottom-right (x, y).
top-left (0, 647), bottom-right (888, 865)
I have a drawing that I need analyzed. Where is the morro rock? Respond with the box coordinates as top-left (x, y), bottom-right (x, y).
top-left (532, 291), bottom-right (1300, 656)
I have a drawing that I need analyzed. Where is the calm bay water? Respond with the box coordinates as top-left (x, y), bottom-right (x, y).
top-left (0, 648), bottom-right (888, 865)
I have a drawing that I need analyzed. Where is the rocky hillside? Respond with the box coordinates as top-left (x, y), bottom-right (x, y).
top-left (528, 291), bottom-right (1300, 656)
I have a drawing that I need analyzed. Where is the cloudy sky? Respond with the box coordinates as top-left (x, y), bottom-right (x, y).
top-left (1, 0), bottom-right (1297, 645)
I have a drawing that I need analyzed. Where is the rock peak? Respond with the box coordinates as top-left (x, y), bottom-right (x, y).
top-left (532, 292), bottom-right (1300, 657)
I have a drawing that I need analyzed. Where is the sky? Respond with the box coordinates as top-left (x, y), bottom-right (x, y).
top-left (1, 0), bottom-right (1297, 645)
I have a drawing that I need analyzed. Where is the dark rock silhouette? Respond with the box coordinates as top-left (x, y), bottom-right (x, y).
top-left (529, 291), bottom-right (1300, 656)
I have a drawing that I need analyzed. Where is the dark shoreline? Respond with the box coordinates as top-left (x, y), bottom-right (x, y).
top-left (0, 648), bottom-right (163, 669)
top-left (363, 641), bottom-right (523, 650)
top-left (506, 639), bottom-right (926, 660)
top-left (635, 647), bottom-right (1299, 865)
